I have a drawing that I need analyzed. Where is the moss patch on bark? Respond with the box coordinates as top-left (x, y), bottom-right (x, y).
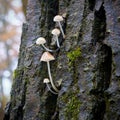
top-left (67, 47), bottom-right (81, 66)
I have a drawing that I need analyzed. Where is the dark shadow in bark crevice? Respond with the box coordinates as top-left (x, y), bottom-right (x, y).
top-left (88, 0), bottom-right (96, 11)
top-left (91, 4), bottom-right (106, 46)
top-left (89, 4), bottom-right (112, 120)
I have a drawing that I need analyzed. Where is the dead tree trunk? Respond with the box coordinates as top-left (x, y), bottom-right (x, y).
top-left (4, 0), bottom-right (120, 120)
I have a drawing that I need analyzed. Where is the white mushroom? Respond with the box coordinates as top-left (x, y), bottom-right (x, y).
top-left (53, 15), bottom-right (65, 38)
top-left (40, 52), bottom-right (59, 92)
top-left (51, 28), bottom-right (60, 48)
top-left (43, 78), bottom-right (58, 94)
top-left (36, 37), bottom-right (46, 45)
top-left (62, 13), bottom-right (67, 18)
top-left (36, 37), bottom-right (54, 52)
top-left (56, 79), bottom-right (63, 86)
top-left (43, 78), bottom-right (50, 83)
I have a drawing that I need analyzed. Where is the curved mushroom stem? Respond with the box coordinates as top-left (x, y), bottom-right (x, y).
top-left (42, 44), bottom-right (54, 52)
top-left (42, 44), bottom-right (60, 52)
top-left (47, 61), bottom-right (59, 92)
top-left (58, 21), bottom-right (65, 38)
top-left (46, 83), bottom-right (58, 95)
top-left (56, 35), bottom-right (60, 48)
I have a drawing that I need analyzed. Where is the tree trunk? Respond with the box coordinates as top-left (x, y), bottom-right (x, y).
top-left (4, 0), bottom-right (120, 120)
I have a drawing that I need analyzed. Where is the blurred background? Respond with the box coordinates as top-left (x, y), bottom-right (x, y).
top-left (0, 0), bottom-right (27, 119)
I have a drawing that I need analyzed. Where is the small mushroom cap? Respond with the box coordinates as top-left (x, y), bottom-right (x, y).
top-left (40, 52), bottom-right (55, 62)
top-left (36, 37), bottom-right (46, 45)
top-left (56, 79), bottom-right (63, 86)
top-left (53, 15), bottom-right (63, 22)
top-left (51, 28), bottom-right (60, 36)
top-left (62, 13), bottom-right (67, 18)
top-left (43, 78), bottom-right (50, 83)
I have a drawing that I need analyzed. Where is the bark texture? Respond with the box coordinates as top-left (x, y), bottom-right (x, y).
top-left (4, 0), bottom-right (120, 120)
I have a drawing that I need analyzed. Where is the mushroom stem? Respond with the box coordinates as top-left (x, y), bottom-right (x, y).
top-left (42, 44), bottom-right (60, 52)
top-left (46, 83), bottom-right (58, 94)
top-left (58, 21), bottom-right (65, 38)
top-left (47, 61), bottom-right (59, 92)
top-left (42, 44), bottom-right (54, 52)
top-left (56, 35), bottom-right (60, 48)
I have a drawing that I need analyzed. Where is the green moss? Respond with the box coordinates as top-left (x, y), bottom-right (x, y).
top-left (67, 47), bottom-right (81, 66)
top-left (65, 96), bottom-right (81, 120)
top-left (12, 69), bottom-right (21, 80)
top-left (12, 70), bottom-right (16, 80)
top-left (12, 68), bottom-right (25, 81)
top-left (61, 88), bottom-right (81, 120)
top-left (11, 68), bottom-right (25, 92)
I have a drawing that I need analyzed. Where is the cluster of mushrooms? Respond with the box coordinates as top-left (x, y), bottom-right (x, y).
top-left (36, 15), bottom-right (65, 94)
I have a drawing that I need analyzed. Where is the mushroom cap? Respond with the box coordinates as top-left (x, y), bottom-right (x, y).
top-left (43, 78), bottom-right (50, 83)
top-left (40, 52), bottom-right (55, 62)
top-left (62, 13), bottom-right (67, 18)
top-left (53, 15), bottom-right (63, 22)
top-left (51, 28), bottom-right (60, 36)
top-left (36, 37), bottom-right (46, 45)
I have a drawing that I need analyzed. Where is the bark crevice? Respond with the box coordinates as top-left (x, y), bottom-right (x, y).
top-left (88, 3), bottom-right (113, 120)
top-left (91, 3), bottom-right (106, 45)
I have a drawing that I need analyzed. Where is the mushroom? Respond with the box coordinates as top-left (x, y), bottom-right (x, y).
top-left (40, 52), bottom-right (59, 92)
top-left (36, 37), bottom-right (54, 52)
top-left (43, 78), bottom-right (58, 94)
top-left (56, 79), bottom-right (63, 87)
top-left (51, 28), bottom-right (60, 48)
top-left (62, 13), bottom-right (67, 18)
top-left (53, 15), bottom-right (65, 38)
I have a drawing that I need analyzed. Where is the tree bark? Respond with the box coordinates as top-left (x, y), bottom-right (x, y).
top-left (4, 0), bottom-right (120, 120)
